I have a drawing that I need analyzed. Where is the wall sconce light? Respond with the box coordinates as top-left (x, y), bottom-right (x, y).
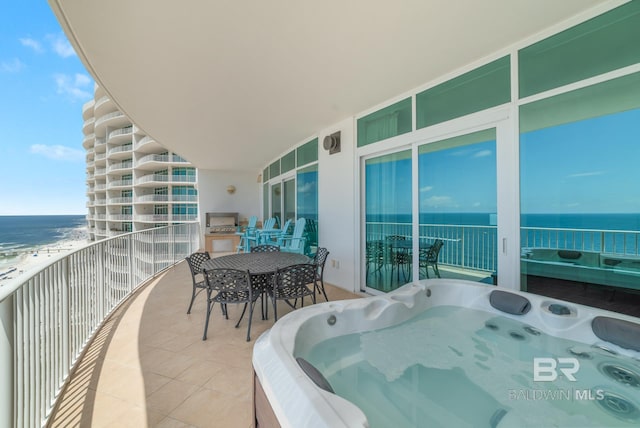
top-left (323, 131), bottom-right (341, 155)
top-left (226, 185), bottom-right (236, 194)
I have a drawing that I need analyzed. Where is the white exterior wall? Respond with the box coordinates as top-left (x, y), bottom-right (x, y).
top-left (317, 118), bottom-right (358, 293)
top-left (197, 169), bottom-right (262, 228)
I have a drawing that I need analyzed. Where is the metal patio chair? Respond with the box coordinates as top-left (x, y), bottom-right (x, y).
top-left (313, 247), bottom-right (330, 302)
top-left (419, 239), bottom-right (444, 278)
top-left (251, 244), bottom-right (281, 253)
top-left (268, 263), bottom-right (317, 321)
top-left (185, 251), bottom-right (211, 314)
top-left (202, 268), bottom-right (259, 341)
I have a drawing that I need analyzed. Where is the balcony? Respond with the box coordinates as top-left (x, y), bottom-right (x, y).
top-left (108, 126), bottom-right (133, 144)
top-left (48, 267), bottom-right (355, 427)
top-left (107, 179), bottom-right (133, 189)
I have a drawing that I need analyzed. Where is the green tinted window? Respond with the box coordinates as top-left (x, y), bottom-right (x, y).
top-left (358, 98), bottom-right (412, 147)
top-left (519, 2), bottom-right (640, 98)
top-left (269, 160), bottom-right (280, 178)
top-left (263, 167), bottom-right (269, 183)
top-left (297, 138), bottom-right (318, 166)
top-left (281, 150), bottom-right (296, 173)
top-left (520, 72), bottom-right (640, 134)
top-left (416, 56), bottom-right (510, 129)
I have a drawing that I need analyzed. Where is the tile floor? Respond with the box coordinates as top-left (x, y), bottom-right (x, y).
top-left (48, 259), bottom-right (361, 428)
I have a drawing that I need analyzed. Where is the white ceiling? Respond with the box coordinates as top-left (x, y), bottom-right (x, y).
top-left (50, 0), bottom-right (610, 171)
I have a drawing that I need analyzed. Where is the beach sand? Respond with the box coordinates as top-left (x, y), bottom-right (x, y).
top-left (0, 228), bottom-right (91, 285)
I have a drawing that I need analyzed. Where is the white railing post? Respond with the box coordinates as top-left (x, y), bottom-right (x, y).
top-left (0, 295), bottom-right (14, 428)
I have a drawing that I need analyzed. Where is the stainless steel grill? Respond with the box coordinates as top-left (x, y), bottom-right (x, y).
top-left (206, 212), bottom-right (239, 234)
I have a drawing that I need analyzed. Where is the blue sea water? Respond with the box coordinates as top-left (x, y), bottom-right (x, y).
top-left (0, 215), bottom-right (87, 262)
top-left (367, 212), bottom-right (640, 231)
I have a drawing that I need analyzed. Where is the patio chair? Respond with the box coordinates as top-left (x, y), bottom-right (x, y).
top-left (262, 219), bottom-right (292, 245)
top-left (386, 235), bottom-right (409, 282)
top-left (202, 268), bottom-right (259, 341)
top-left (251, 244), bottom-right (280, 253)
top-left (236, 215), bottom-right (258, 253)
top-left (365, 240), bottom-right (385, 276)
top-left (257, 217), bottom-right (278, 244)
top-left (185, 251), bottom-right (211, 314)
top-left (313, 247), bottom-right (330, 302)
top-left (278, 218), bottom-right (307, 254)
top-left (268, 263), bottom-right (317, 321)
top-left (419, 239), bottom-right (444, 278)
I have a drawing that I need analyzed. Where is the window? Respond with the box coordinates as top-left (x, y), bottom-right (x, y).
top-left (357, 98), bottom-right (412, 147)
top-left (520, 72), bottom-right (640, 291)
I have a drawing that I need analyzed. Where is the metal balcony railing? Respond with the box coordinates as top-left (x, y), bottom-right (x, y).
top-left (0, 223), bottom-right (201, 428)
top-left (366, 222), bottom-right (640, 274)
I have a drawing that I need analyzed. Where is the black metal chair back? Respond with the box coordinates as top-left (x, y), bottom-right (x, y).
top-left (202, 268), bottom-right (258, 341)
top-left (313, 248), bottom-right (330, 301)
top-left (185, 251), bottom-right (211, 314)
top-left (270, 263), bottom-right (317, 320)
top-left (251, 244), bottom-right (280, 253)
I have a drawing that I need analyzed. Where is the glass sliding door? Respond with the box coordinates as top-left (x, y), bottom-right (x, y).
top-left (283, 178), bottom-right (296, 227)
top-left (418, 129), bottom-right (498, 284)
top-left (271, 183), bottom-right (282, 223)
top-left (364, 149), bottom-right (412, 292)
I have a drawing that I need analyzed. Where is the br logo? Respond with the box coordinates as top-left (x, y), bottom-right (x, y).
top-left (533, 357), bottom-right (579, 382)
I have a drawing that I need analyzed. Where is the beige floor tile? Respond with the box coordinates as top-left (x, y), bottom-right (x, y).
top-left (49, 260), bottom-right (361, 427)
top-left (146, 379), bottom-right (201, 415)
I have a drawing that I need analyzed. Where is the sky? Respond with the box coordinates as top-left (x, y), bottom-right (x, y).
top-left (0, 1), bottom-right (93, 215)
top-left (366, 105), bottom-right (640, 218)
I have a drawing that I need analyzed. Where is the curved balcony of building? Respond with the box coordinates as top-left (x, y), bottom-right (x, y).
top-left (82, 99), bottom-right (95, 119)
top-left (82, 117), bottom-right (95, 135)
top-left (95, 111), bottom-right (127, 131)
top-left (107, 162), bottom-right (133, 173)
top-left (82, 133), bottom-right (96, 149)
top-left (108, 196), bottom-right (133, 205)
top-left (94, 137), bottom-right (107, 153)
top-left (94, 152), bottom-right (107, 166)
top-left (93, 213), bottom-right (107, 221)
top-left (107, 126), bottom-right (133, 144)
top-left (94, 167), bottom-right (107, 177)
top-left (135, 174), bottom-right (169, 186)
top-left (171, 214), bottom-right (199, 222)
top-left (134, 135), bottom-right (162, 152)
top-left (94, 181), bottom-right (107, 190)
top-left (136, 214), bottom-right (170, 223)
top-left (108, 214), bottom-right (133, 222)
top-left (135, 153), bottom-right (170, 170)
top-left (94, 228), bottom-right (107, 237)
top-left (107, 143), bottom-right (133, 160)
top-left (107, 179), bottom-right (133, 189)
top-left (93, 95), bottom-right (114, 117)
top-left (135, 194), bottom-right (169, 203)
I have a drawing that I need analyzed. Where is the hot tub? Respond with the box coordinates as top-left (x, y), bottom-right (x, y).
top-left (252, 279), bottom-right (640, 427)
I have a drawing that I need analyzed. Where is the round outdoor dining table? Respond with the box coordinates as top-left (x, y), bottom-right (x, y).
top-left (201, 252), bottom-right (312, 320)
top-left (201, 252), bottom-right (310, 275)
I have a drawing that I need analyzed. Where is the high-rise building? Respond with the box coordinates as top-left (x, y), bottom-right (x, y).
top-left (82, 85), bottom-right (198, 241)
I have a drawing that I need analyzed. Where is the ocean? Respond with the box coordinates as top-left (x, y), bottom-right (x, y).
top-left (366, 212), bottom-right (640, 271)
top-left (0, 215), bottom-right (88, 269)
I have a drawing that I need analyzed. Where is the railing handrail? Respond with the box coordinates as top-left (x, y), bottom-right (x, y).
top-left (0, 223), bottom-right (201, 427)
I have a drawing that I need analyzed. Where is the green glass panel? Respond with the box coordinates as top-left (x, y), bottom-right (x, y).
top-left (269, 160), bottom-right (280, 178)
top-left (297, 138), bottom-right (318, 166)
top-left (281, 150), bottom-right (296, 174)
top-left (520, 72), bottom-right (640, 134)
top-left (263, 167), bottom-right (269, 183)
top-left (357, 98), bottom-right (412, 147)
top-left (283, 179), bottom-right (296, 221)
top-left (519, 2), bottom-right (640, 98)
top-left (416, 56), bottom-right (510, 129)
